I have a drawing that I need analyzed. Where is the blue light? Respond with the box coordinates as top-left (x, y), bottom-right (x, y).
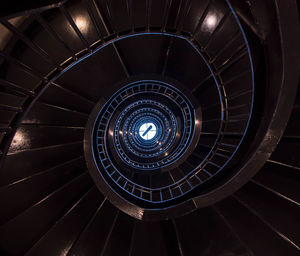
top-left (83, 6), bottom-right (255, 204)
top-left (138, 122), bottom-right (157, 140)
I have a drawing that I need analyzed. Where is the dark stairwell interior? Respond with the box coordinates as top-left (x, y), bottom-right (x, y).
top-left (0, 0), bottom-right (299, 255)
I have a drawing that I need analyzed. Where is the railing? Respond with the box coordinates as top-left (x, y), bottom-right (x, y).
top-left (0, 0), bottom-right (254, 206)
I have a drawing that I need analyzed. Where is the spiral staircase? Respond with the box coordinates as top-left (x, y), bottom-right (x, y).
top-left (0, 0), bottom-right (299, 255)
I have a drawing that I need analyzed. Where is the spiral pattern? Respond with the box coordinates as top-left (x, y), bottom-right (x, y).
top-left (95, 80), bottom-right (197, 171)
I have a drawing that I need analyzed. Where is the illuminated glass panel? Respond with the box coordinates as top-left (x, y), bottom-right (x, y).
top-left (138, 122), bottom-right (157, 140)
